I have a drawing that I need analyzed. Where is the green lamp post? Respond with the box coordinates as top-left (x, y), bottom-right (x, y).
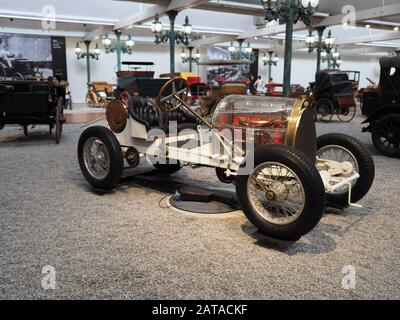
top-left (261, 0), bottom-right (319, 97)
top-left (181, 46), bottom-right (201, 72)
top-left (151, 11), bottom-right (193, 73)
top-left (75, 41), bottom-right (101, 87)
top-left (321, 47), bottom-right (342, 70)
top-left (228, 40), bottom-right (253, 60)
top-left (306, 28), bottom-right (335, 72)
top-left (102, 32), bottom-right (135, 72)
top-left (262, 51), bottom-right (279, 81)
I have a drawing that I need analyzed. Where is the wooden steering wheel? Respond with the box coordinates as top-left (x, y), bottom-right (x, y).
top-left (157, 77), bottom-right (189, 113)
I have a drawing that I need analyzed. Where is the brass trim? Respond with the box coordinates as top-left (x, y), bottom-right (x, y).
top-left (285, 98), bottom-right (308, 147)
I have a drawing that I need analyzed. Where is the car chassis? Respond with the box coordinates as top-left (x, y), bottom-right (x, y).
top-left (78, 78), bottom-right (374, 241)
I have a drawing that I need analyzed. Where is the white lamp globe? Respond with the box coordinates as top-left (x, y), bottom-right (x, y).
top-left (126, 38), bottom-right (135, 48)
top-left (75, 46), bottom-right (81, 54)
top-left (301, 0), bottom-right (311, 7)
top-left (103, 38), bottom-right (112, 46)
top-left (310, 0), bottom-right (319, 8)
top-left (321, 51), bottom-right (327, 58)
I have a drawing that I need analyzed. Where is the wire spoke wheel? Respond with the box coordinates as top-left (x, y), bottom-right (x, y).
top-left (83, 137), bottom-right (111, 180)
top-left (337, 104), bottom-right (356, 122)
top-left (317, 145), bottom-right (359, 194)
top-left (247, 162), bottom-right (305, 225)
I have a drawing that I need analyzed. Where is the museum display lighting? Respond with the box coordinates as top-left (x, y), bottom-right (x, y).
top-left (181, 46), bottom-right (201, 72)
top-left (102, 33), bottom-right (135, 54)
top-left (151, 13), bottom-right (192, 45)
top-left (322, 47), bottom-right (342, 69)
top-left (151, 11), bottom-right (193, 73)
top-left (263, 51), bottom-right (279, 80)
top-left (75, 41), bottom-right (100, 60)
top-left (306, 28), bottom-right (335, 72)
top-left (75, 40), bottom-right (100, 87)
top-left (228, 40), bottom-right (253, 60)
top-left (261, 0), bottom-right (319, 97)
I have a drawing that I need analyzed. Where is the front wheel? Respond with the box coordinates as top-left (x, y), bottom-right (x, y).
top-left (317, 133), bottom-right (375, 207)
top-left (371, 114), bottom-right (400, 158)
top-left (78, 126), bottom-right (123, 190)
top-left (236, 145), bottom-right (325, 241)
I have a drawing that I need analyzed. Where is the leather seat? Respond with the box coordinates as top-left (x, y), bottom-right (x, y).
top-left (128, 96), bottom-right (198, 131)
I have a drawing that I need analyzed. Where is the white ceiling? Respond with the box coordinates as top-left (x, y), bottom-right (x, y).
top-left (0, 0), bottom-right (398, 55)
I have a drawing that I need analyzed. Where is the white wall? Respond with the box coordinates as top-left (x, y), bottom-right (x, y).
top-left (257, 52), bottom-right (381, 89)
top-left (66, 37), bottom-right (383, 103)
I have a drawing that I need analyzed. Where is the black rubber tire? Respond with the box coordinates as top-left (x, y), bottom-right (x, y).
top-left (55, 97), bottom-right (63, 145)
top-left (154, 160), bottom-right (181, 174)
top-left (314, 98), bottom-right (334, 122)
top-left (371, 114), bottom-right (400, 158)
top-left (78, 126), bottom-right (123, 190)
top-left (317, 133), bottom-right (375, 207)
top-left (236, 145), bottom-right (325, 241)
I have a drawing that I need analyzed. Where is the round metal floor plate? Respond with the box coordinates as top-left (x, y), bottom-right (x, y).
top-left (168, 196), bottom-right (240, 216)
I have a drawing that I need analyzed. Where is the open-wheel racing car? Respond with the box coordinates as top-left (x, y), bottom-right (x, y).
top-left (78, 77), bottom-right (375, 241)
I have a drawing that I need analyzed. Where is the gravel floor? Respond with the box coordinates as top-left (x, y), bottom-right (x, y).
top-left (0, 114), bottom-right (399, 300)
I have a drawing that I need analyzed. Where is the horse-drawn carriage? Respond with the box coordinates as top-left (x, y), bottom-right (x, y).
top-left (0, 79), bottom-right (66, 143)
top-left (78, 77), bottom-right (374, 241)
top-left (310, 70), bottom-right (357, 122)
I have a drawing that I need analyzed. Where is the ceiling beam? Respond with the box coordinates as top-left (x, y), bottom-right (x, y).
top-left (190, 35), bottom-right (238, 47)
top-left (114, 0), bottom-right (209, 31)
top-left (197, 3), bottom-right (264, 17)
top-left (83, 26), bottom-right (113, 41)
top-left (315, 3), bottom-right (400, 27)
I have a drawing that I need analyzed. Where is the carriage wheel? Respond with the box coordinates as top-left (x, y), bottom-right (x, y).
top-left (337, 104), bottom-right (356, 122)
top-left (55, 97), bottom-right (64, 144)
top-left (314, 98), bottom-right (334, 122)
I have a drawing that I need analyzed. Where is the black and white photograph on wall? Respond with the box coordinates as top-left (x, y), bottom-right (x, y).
top-left (0, 33), bottom-right (67, 80)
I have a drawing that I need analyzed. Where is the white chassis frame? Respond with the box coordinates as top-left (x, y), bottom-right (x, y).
top-left (84, 114), bottom-right (361, 208)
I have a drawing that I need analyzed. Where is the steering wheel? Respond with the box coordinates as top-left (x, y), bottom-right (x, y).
top-left (157, 77), bottom-right (189, 113)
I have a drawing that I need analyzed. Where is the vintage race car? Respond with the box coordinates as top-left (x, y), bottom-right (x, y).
top-left (78, 78), bottom-right (375, 241)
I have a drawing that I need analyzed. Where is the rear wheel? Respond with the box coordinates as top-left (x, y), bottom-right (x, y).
top-left (317, 133), bottom-right (375, 207)
top-left (314, 98), bottom-right (334, 122)
top-left (337, 104), bottom-right (356, 122)
top-left (78, 126), bottom-right (123, 190)
top-left (55, 97), bottom-right (64, 144)
top-left (23, 125), bottom-right (28, 137)
top-left (372, 114), bottom-right (400, 158)
top-left (236, 145), bottom-right (325, 241)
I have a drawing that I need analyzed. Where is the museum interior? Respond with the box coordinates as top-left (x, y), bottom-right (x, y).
top-left (0, 0), bottom-right (399, 301)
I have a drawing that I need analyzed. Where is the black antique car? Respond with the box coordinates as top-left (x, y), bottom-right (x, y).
top-left (362, 57), bottom-right (400, 157)
top-left (310, 70), bottom-right (357, 122)
top-left (0, 79), bottom-right (65, 144)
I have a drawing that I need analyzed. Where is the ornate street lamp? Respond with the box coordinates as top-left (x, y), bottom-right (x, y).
top-left (262, 51), bottom-right (279, 80)
top-left (306, 28), bottom-right (335, 72)
top-left (102, 32), bottom-right (135, 72)
top-left (322, 47), bottom-right (342, 69)
top-left (228, 40), bottom-right (253, 60)
top-left (261, 0), bottom-right (319, 97)
top-left (75, 41), bottom-right (100, 86)
top-left (181, 46), bottom-right (200, 72)
top-left (102, 33), bottom-right (135, 54)
top-left (151, 12), bottom-right (193, 73)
